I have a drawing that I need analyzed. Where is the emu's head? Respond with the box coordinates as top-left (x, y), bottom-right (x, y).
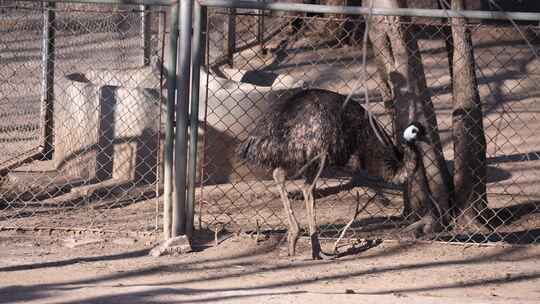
top-left (382, 122), bottom-right (424, 184)
top-left (402, 122), bottom-right (424, 145)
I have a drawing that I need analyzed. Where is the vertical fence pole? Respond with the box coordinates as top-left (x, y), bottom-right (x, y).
top-left (164, 1), bottom-right (180, 240)
top-left (158, 9), bottom-right (165, 54)
top-left (141, 4), bottom-right (151, 66)
top-left (224, 8), bottom-right (236, 67)
top-left (186, 2), bottom-right (206, 238)
top-left (40, 1), bottom-right (56, 160)
top-left (257, 1), bottom-right (265, 52)
top-left (173, 0), bottom-right (194, 237)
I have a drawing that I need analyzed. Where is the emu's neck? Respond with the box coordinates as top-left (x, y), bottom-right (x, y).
top-left (384, 143), bottom-right (420, 185)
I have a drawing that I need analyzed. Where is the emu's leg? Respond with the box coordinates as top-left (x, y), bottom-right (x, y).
top-left (273, 167), bottom-right (300, 256)
top-left (302, 153), bottom-right (334, 260)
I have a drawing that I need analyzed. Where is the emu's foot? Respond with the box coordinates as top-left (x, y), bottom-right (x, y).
top-left (287, 190), bottom-right (304, 201)
top-left (310, 234), bottom-right (336, 260)
top-left (316, 250), bottom-right (337, 260)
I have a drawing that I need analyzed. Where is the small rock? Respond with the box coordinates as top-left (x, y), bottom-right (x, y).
top-left (112, 237), bottom-right (138, 246)
top-left (63, 237), bottom-right (103, 248)
top-left (393, 292), bottom-right (407, 298)
top-left (254, 233), bottom-right (269, 243)
top-left (149, 235), bottom-right (192, 257)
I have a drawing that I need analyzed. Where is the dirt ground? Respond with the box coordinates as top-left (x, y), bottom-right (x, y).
top-left (1, 229), bottom-right (540, 304)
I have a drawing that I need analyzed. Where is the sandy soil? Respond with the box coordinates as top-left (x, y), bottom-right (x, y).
top-left (1, 229), bottom-right (540, 304)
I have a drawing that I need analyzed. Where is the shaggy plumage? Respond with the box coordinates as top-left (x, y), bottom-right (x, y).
top-left (239, 89), bottom-right (399, 173)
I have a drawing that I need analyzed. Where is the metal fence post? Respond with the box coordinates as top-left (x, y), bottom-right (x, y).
top-left (173, 0), bottom-right (194, 237)
top-left (186, 1), bottom-right (206, 238)
top-left (224, 7), bottom-right (236, 67)
top-left (257, 0), bottom-right (265, 52)
top-left (40, 1), bottom-right (56, 160)
top-left (164, 0), bottom-right (180, 240)
top-left (140, 4), bottom-right (151, 66)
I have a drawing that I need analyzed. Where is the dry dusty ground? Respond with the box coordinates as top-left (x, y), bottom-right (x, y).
top-left (1, 229), bottom-right (540, 304)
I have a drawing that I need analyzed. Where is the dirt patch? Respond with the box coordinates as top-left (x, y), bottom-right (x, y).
top-left (1, 230), bottom-right (540, 304)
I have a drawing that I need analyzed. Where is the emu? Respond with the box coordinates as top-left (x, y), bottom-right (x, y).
top-left (238, 89), bottom-right (422, 259)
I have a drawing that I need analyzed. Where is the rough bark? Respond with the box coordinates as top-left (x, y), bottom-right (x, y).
top-left (367, 0), bottom-right (453, 234)
top-left (450, 0), bottom-right (490, 230)
top-left (322, 0), bottom-right (348, 39)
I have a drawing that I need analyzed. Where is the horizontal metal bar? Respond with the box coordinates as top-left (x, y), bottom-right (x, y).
top-left (12, 0), bottom-right (171, 6)
top-left (199, 0), bottom-right (540, 21)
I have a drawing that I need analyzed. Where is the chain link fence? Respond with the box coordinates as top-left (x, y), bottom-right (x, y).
top-left (197, 8), bottom-right (540, 245)
top-left (2, 1), bottom-right (540, 246)
top-left (0, 1), bottom-right (165, 234)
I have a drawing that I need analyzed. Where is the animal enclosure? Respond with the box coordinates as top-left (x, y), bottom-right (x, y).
top-left (0, 1), bottom-right (165, 234)
top-left (1, 0), bottom-right (540, 247)
top-left (198, 7), bottom-right (540, 244)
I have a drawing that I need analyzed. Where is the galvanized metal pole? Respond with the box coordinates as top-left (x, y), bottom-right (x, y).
top-left (158, 10), bottom-right (165, 55)
top-left (40, 1), bottom-right (56, 160)
top-left (19, 0), bottom-right (171, 5)
top-left (186, 1), bottom-right (206, 238)
top-left (15, 0), bottom-right (540, 22)
top-left (173, 0), bottom-right (194, 237)
top-left (199, 0), bottom-right (540, 21)
top-left (140, 4), bottom-right (151, 66)
top-left (257, 0), bottom-right (264, 51)
top-left (224, 8), bottom-right (236, 67)
top-left (164, 0), bottom-right (179, 240)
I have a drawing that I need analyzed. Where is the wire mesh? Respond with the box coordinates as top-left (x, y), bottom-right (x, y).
top-left (0, 1), bottom-right (165, 234)
top-left (198, 8), bottom-right (540, 245)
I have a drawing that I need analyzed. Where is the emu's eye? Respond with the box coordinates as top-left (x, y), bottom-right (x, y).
top-left (403, 125), bottom-right (420, 142)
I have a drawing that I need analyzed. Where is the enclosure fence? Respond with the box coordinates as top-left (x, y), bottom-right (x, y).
top-left (196, 1), bottom-right (540, 245)
top-left (0, 0), bottom-right (166, 234)
top-left (1, 0), bottom-right (540, 246)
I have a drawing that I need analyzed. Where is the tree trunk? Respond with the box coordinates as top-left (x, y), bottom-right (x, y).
top-left (450, 0), bottom-right (490, 230)
top-left (367, 0), bottom-right (453, 234)
top-left (319, 0), bottom-right (348, 41)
